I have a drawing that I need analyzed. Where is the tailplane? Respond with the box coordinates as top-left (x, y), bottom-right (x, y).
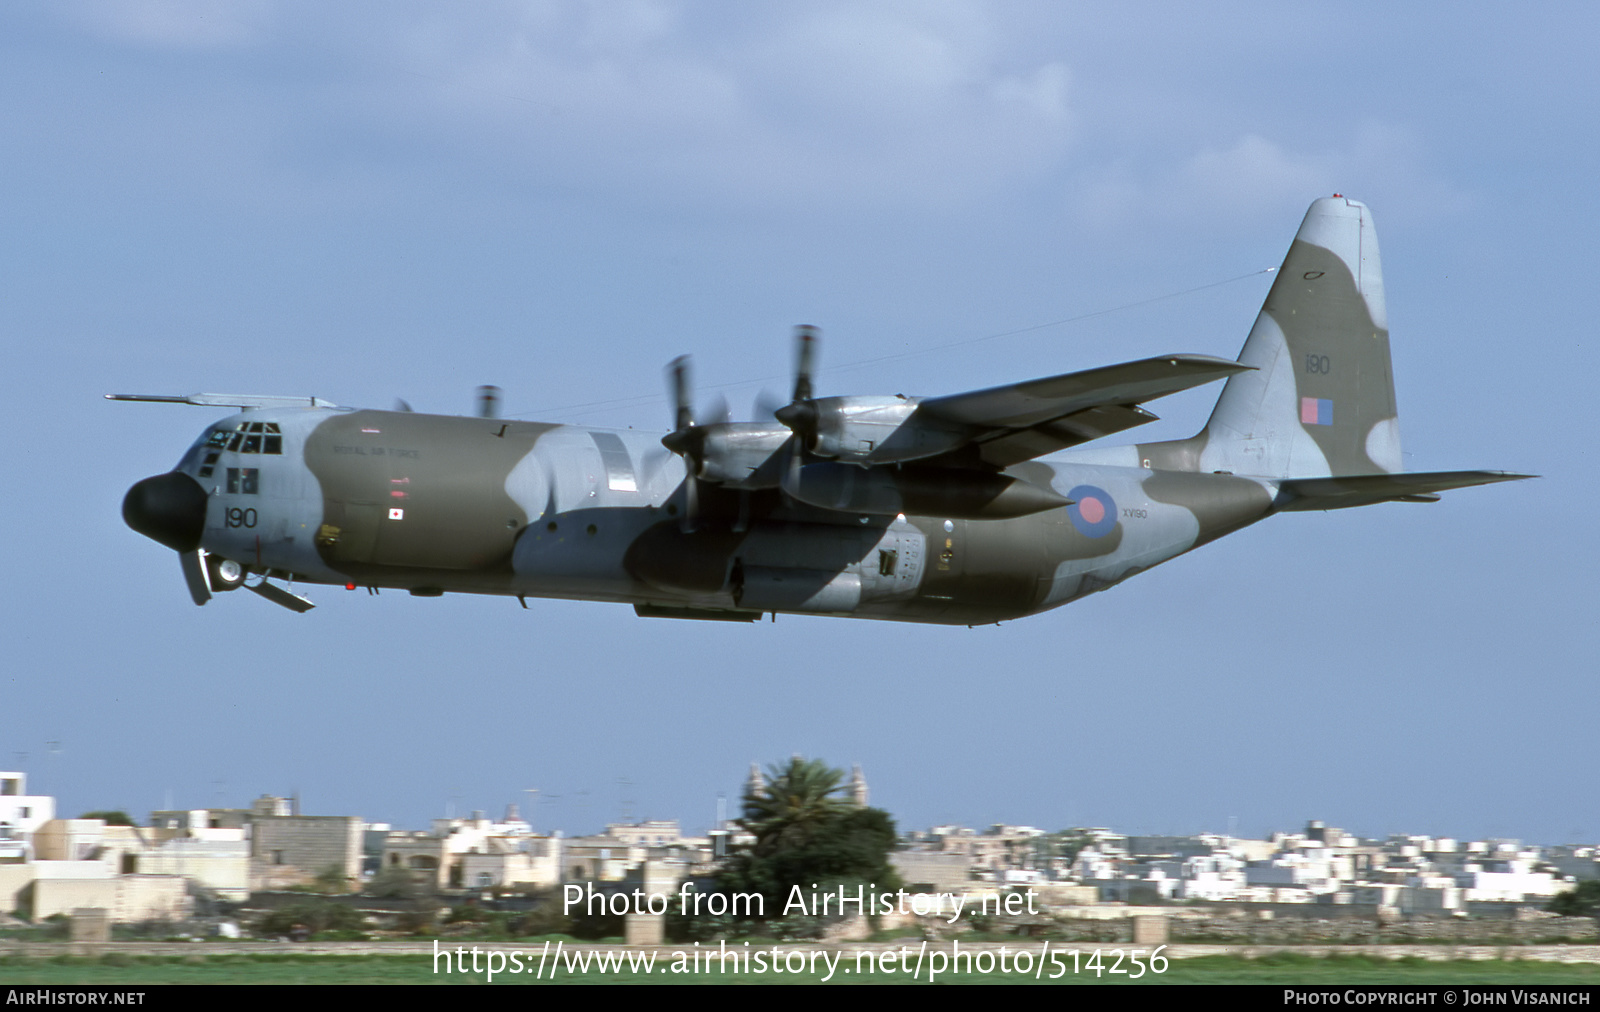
top-left (1274, 470), bottom-right (1530, 511)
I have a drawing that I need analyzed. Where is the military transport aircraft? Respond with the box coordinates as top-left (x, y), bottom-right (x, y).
top-left (115, 196), bottom-right (1528, 625)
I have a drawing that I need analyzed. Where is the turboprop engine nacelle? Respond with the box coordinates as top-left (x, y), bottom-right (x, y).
top-left (693, 423), bottom-right (793, 488)
top-left (791, 396), bottom-right (969, 465)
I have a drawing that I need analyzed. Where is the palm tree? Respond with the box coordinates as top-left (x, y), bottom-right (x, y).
top-left (711, 757), bottom-right (901, 932)
top-left (741, 756), bottom-right (853, 855)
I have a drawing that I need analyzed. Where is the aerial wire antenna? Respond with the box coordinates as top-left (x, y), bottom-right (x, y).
top-left (513, 267), bottom-right (1277, 422)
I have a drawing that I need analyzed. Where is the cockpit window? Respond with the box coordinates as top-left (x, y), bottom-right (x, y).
top-left (208, 422), bottom-right (282, 455)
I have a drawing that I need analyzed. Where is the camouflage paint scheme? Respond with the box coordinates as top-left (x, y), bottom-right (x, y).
top-left (119, 198), bottom-right (1528, 625)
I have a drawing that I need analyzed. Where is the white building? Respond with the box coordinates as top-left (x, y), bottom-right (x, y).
top-left (0, 772), bottom-right (56, 862)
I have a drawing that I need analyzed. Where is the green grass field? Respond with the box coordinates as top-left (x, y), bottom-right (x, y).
top-left (2, 951), bottom-right (1599, 985)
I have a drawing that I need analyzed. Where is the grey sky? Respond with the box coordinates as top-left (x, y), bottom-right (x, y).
top-left (2, 2), bottom-right (1593, 843)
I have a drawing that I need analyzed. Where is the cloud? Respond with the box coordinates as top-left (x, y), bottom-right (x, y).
top-left (343, 1), bottom-right (1077, 211)
top-left (1068, 122), bottom-right (1472, 237)
top-left (34, 2), bottom-right (1466, 231)
top-left (68, 0), bottom-right (275, 50)
top-left (1185, 133), bottom-right (1328, 206)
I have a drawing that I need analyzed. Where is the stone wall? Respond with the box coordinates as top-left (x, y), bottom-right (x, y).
top-left (251, 817), bottom-right (361, 890)
top-left (1170, 913), bottom-right (1598, 946)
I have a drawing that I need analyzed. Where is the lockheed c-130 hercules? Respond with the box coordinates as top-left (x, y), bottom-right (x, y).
top-left (116, 196), bottom-right (1528, 625)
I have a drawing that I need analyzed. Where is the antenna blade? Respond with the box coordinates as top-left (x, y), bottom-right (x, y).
top-left (477, 385), bottom-right (502, 419)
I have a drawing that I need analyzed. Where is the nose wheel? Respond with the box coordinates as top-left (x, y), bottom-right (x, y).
top-left (206, 553), bottom-right (246, 591)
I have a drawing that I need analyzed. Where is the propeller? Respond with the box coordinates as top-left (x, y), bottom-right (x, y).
top-left (661, 356), bottom-right (709, 531)
top-left (774, 325), bottom-right (821, 450)
top-left (661, 356), bottom-right (703, 462)
top-left (662, 327), bottom-right (823, 529)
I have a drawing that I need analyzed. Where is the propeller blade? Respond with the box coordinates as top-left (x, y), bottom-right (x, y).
top-left (668, 356), bottom-right (693, 433)
top-left (778, 434), bottom-right (805, 502)
top-left (753, 388), bottom-right (784, 421)
top-left (702, 392), bottom-right (730, 427)
top-left (663, 354), bottom-right (707, 532)
top-left (680, 469), bottom-right (699, 534)
top-left (792, 325), bottom-right (818, 402)
top-left (394, 398), bottom-right (414, 413)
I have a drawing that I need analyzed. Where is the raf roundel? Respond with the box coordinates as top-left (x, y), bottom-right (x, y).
top-left (1066, 485), bottom-right (1117, 538)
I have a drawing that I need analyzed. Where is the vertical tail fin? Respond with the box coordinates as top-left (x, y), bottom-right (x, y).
top-left (1194, 196), bottom-right (1400, 478)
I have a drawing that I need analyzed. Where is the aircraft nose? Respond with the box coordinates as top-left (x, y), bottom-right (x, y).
top-left (122, 471), bottom-right (208, 552)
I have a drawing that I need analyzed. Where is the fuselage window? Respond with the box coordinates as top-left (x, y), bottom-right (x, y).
top-left (225, 468), bottom-right (260, 495)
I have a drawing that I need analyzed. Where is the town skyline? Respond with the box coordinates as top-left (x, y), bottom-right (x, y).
top-left (9, 763), bottom-right (1595, 853)
top-left (7, 768), bottom-right (1593, 930)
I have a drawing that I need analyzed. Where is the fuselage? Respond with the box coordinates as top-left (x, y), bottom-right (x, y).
top-left (133, 405), bottom-right (1277, 625)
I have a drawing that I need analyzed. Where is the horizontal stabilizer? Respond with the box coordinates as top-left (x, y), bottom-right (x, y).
top-left (107, 393), bottom-right (340, 409)
top-left (1274, 470), bottom-right (1534, 511)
